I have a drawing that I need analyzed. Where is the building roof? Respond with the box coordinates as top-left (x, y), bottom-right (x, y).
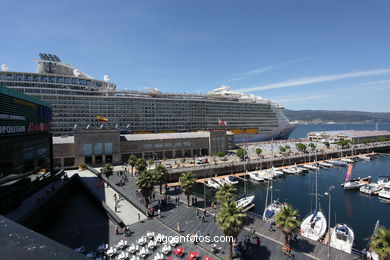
top-left (308, 130), bottom-right (390, 138)
top-left (53, 136), bottom-right (75, 144)
top-left (121, 132), bottom-right (211, 141)
top-left (0, 84), bottom-right (51, 107)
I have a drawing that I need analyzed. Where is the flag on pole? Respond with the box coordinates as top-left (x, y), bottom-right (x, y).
top-left (96, 114), bottom-right (109, 122)
top-left (218, 119), bottom-right (227, 126)
top-left (345, 164), bottom-right (353, 182)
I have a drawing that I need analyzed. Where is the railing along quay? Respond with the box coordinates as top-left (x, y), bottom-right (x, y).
top-left (166, 141), bottom-right (390, 182)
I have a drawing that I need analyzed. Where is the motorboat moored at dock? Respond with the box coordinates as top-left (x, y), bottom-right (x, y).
top-left (300, 209), bottom-right (327, 242)
top-left (303, 164), bottom-right (320, 171)
top-left (330, 224), bottom-right (355, 254)
top-left (378, 183), bottom-right (390, 199)
top-left (359, 183), bottom-right (383, 195)
top-left (236, 195), bottom-right (255, 209)
top-left (318, 162), bottom-right (333, 168)
top-left (224, 176), bottom-right (239, 185)
top-left (205, 179), bottom-right (221, 189)
top-left (378, 176), bottom-right (390, 186)
top-left (248, 172), bottom-right (264, 182)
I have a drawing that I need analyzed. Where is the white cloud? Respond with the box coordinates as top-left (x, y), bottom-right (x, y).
top-left (227, 58), bottom-right (310, 82)
top-left (360, 79), bottom-right (390, 86)
top-left (275, 94), bottom-right (331, 104)
top-left (236, 68), bottom-right (390, 92)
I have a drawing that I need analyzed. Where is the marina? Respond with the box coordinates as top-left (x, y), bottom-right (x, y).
top-left (188, 153), bottom-right (390, 250)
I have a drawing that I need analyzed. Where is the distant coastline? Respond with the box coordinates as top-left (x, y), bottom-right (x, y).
top-left (284, 109), bottom-right (390, 124)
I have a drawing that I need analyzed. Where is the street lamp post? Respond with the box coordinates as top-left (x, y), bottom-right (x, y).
top-left (203, 165), bottom-right (206, 209)
top-left (324, 185), bottom-right (335, 260)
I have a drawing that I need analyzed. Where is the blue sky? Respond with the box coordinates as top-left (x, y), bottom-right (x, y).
top-left (1, 0), bottom-right (390, 112)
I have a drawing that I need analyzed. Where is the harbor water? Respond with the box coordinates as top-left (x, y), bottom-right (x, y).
top-left (197, 123), bottom-right (390, 250)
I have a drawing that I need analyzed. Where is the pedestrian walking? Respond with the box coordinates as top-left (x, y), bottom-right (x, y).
top-left (201, 215), bottom-right (205, 223)
top-left (256, 237), bottom-right (261, 247)
top-left (138, 213), bottom-right (141, 222)
top-left (158, 209), bottom-right (161, 218)
top-left (152, 192), bottom-right (155, 201)
top-left (113, 193), bottom-right (117, 202)
top-left (196, 209), bottom-right (199, 217)
top-left (176, 222), bottom-right (181, 233)
top-left (191, 197), bottom-right (195, 206)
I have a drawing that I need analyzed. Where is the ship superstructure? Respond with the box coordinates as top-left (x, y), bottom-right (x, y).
top-left (0, 54), bottom-right (294, 142)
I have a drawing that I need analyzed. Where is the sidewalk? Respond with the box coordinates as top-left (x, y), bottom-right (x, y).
top-left (67, 170), bottom-right (146, 225)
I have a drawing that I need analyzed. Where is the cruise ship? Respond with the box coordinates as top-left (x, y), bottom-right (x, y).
top-left (0, 54), bottom-right (295, 143)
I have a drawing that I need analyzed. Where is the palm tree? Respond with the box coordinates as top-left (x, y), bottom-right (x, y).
top-left (369, 225), bottom-right (390, 260)
top-left (179, 172), bottom-right (195, 206)
top-left (215, 183), bottom-right (237, 204)
top-left (275, 205), bottom-right (301, 245)
top-left (101, 163), bottom-right (113, 179)
top-left (128, 155), bottom-right (138, 177)
top-left (153, 164), bottom-right (168, 194)
top-left (135, 158), bottom-right (148, 174)
top-left (136, 170), bottom-right (154, 208)
top-left (216, 200), bottom-right (247, 260)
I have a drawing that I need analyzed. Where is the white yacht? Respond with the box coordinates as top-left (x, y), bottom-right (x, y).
top-left (270, 167), bottom-right (284, 177)
top-left (224, 176), bottom-right (239, 185)
top-left (378, 183), bottom-right (390, 199)
top-left (358, 155), bottom-right (371, 161)
top-left (330, 224), bottom-right (355, 254)
top-left (378, 176), bottom-right (390, 186)
top-left (343, 181), bottom-right (365, 190)
top-left (236, 195), bottom-right (255, 209)
top-left (214, 178), bottom-right (227, 186)
top-left (318, 162), bottom-right (333, 168)
top-left (303, 164), bottom-right (320, 171)
top-left (258, 171), bottom-right (274, 181)
top-left (205, 179), bottom-right (220, 189)
top-left (248, 172), bottom-right (264, 182)
top-left (359, 183), bottom-right (382, 195)
top-left (341, 158), bottom-right (354, 163)
top-left (300, 209), bottom-right (327, 241)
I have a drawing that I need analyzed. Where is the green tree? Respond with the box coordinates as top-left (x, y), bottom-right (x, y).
top-left (295, 143), bottom-right (307, 153)
top-left (136, 170), bottom-right (154, 208)
top-left (179, 172), bottom-right (196, 206)
top-left (275, 205), bottom-right (301, 245)
top-left (216, 200), bottom-right (247, 260)
top-left (279, 146), bottom-right (287, 153)
top-left (337, 140), bottom-right (351, 148)
top-left (153, 164), bottom-right (168, 194)
top-left (236, 147), bottom-right (246, 160)
top-left (181, 158), bottom-right (186, 163)
top-left (135, 158), bottom-right (148, 173)
top-left (255, 148), bottom-right (263, 157)
top-left (369, 225), bottom-right (390, 260)
top-left (101, 163), bottom-right (113, 179)
top-left (217, 151), bottom-right (226, 157)
top-left (285, 145), bottom-right (291, 150)
top-left (308, 143), bottom-right (316, 151)
top-left (323, 141), bottom-right (330, 148)
top-left (215, 183), bottom-right (237, 204)
top-left (128, 155), bottom-right (138, 177)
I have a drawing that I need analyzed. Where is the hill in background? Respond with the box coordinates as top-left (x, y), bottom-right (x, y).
top-left (284, 109), bottom-right (390, 123)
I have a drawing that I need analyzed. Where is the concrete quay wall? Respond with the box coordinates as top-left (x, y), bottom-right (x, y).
top-left (167, 142), bottom-right (390, 181)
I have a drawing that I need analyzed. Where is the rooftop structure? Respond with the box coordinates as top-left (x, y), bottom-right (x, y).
top-left (308, 130), bottom-right (390, 143)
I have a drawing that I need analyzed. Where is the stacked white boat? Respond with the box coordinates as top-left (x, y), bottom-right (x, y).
top-left (378, 183), bottom-right (390, 199)
top-left (236, 195), bottom-right (255, 209)
top-left (205, 179), bottom-right (221, 189)
top-left (359, 183), bottom-right (382, 195)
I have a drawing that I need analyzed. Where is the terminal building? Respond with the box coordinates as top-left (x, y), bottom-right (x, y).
top-left (53, 130), bottom-right (234, 168)
top-left (307, 130), bottom-right (390, 144)
top-left (0, 84), bottom-right (53, 212)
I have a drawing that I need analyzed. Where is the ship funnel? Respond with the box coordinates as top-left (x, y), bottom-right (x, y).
top-left (1, 64), bottom-right (8, 72)
top-left (103, 75), bottom-right (110, 82)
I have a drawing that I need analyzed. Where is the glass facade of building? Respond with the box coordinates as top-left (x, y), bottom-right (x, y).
top-left (0, 85), bottom-right (52, 179)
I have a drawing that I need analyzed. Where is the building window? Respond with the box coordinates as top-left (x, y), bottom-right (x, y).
top-left (94, 143), bottom-right (103, 155)
top-left (84, 144), bottom-right (92, 156)
top-left (104, 142), bottom-right (112, 154)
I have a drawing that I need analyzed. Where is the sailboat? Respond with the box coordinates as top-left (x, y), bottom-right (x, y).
top-left (342, 164), bottom-right (365, 190)
top-left (236, 143), bottom-right (255, 210)
top-left (300, 156), bottom-right (327, 241)
top-left (263, 139), bottom-right (283, 221)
